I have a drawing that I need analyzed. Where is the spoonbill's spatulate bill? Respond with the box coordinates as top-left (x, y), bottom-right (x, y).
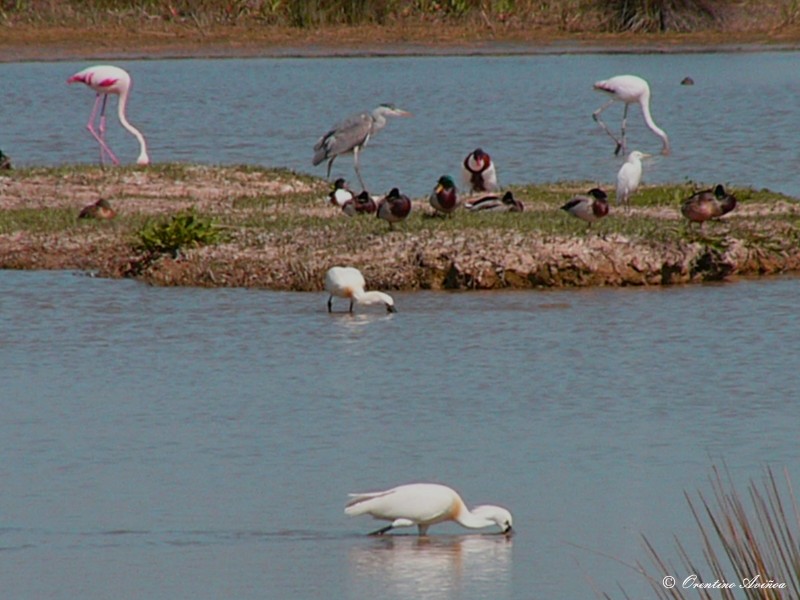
top-left (67, 65), bottom-right (150, 166)
top-left (345, 482), bottom-right (513, 536)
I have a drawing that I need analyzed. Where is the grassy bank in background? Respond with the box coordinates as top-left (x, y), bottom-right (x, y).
top-left (2, 0), bottom-right (800, 61)
top-left (1, 165), bottom-right (798, 290)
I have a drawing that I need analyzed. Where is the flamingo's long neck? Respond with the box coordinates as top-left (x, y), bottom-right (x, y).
top-left (639, 94), bottom-right (671, 155)
top-left (116, 87), bottom-right (150, 165)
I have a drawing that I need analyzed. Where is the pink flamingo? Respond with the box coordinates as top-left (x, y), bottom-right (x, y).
top-left (67, 65), bottom-right (150, 166)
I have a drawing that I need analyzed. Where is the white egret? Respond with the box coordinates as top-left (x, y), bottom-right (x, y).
top-left (324, 266), bottom-right (396, 313)
top-left (561, 188), bottom-right (609, 227)
top-left (593, 74), bottom-right (670, 157)
top-left (345, 483), bottom-right (513, 536)
top-left (616, 150), bottom-right (648, 208)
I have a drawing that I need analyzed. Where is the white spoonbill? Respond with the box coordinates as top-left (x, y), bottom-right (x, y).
top-left (324, 266), bottom-right (396, 313)
top-left (345, 483), bottom-right (513, 536)
top-left (67, 65), bottom-right (150, 166)
top-left (616, 150), bottom-right (648, 208)
top-left (593, 74), bottom-right (670, 157)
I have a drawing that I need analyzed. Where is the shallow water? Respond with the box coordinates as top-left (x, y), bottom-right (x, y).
top-left (1, 270), bottom-right (798, 598)
top-left (2, 52), bottom-right (800, 198)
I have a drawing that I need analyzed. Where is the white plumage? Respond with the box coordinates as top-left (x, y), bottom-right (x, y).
top-left (616, 150), bottom-right (648, 208)
top-left (345, 482), bottom-right (513, 536)
top-left (593, 74), bottom-right (670, 157)
top-left (324, 266), bottom-right (396, 313)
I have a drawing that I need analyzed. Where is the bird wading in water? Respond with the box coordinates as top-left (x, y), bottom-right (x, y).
top-left (67, 65), bottom-right (150, 166)
top-left (345, 482), bottom-right (513, 536)
top-left (593, 74), bottom-right (670, 157)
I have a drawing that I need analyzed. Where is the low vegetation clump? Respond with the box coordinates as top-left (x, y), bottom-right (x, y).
top-left (135, 209), bottom-right (222, 258)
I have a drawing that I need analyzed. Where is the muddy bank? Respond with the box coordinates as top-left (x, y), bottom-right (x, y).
top-left (0, 165), bottom-right (798, 291)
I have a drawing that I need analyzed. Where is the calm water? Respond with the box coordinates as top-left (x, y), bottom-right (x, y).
top-left (1, 270), bottom-right (798, 599)
top-left (1, 52), bottom-right (800, 198)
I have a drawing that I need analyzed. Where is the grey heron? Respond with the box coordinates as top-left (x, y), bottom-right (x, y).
top-left (313, 104), bottom-right (411, 191)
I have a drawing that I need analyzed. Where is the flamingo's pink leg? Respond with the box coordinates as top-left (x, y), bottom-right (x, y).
top-left (85, 94), bottom-right (120, 166)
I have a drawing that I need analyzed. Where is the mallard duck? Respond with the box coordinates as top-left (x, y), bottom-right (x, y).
top-left (429, 175), bottom-right (459, 216)
top-left (78, 198), bottom-right (116, 220)
top-left (342, 191), bottom-right (377, 216)
top-left (377, 188), bottom-right (412, 229)
top-left (561, 188), bottom-right (609, 227)
top-left (681, 184), bottom-right (737, 226)
top-left (462, 148), bottom-right (498, 193)
top-left (465, 191), bottom-right (523, 213)
top-left (324, 266), bottom-right (396, 313)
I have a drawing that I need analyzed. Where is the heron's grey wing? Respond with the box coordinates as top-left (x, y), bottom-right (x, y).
top-left (313, 112), bottom-right (372, 164)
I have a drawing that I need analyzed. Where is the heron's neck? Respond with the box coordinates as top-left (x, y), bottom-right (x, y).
top-left (117, 88), bottom-right (150, 165)
top-left (371, 110), bottom-right (388, 132)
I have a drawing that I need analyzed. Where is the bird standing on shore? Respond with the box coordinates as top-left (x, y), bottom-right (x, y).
top-left (616, 150), bottom-right (648, 208)
top-left (429, 175), bottom-right (459, 216)
top-left (593, 74), bottom-right (670, 157)
top-left (681, 185), bottom-right (737, 227)
top-left (561, 188), bottom-right (609, 227)
top-left (324, 266), bottom-right (396, 313)
top-left (377, 187), bottom-right (412, 229)
top-left (313, 104), bottom-right (411, 191)
top-left (67, 65), bottom-right (150, 166)
top-left (345, 482), bottom-right (513, 536)
top-left (462, 148), bottom-right (498, 193)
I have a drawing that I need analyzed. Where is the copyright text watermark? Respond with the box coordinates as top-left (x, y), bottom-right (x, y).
top-left (662, 574), bottom-right (786, 590)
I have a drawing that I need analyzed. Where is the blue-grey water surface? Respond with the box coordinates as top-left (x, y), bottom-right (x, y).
top-left (1, 270), bottom-right (798, 599)
top-left (1, 52), bottom-right (800, 198)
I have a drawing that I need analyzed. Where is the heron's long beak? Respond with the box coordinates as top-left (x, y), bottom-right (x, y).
top-left (398, 110), bottom-right (412, 117)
